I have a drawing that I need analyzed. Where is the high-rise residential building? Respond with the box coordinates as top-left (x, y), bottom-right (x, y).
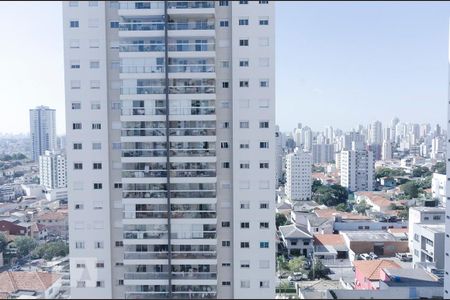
top-left (381, 139), bottom-right (392, 161)
top-left (285, 148), bottom-right (312, 201)
top-left (63, 1), bottom-right (275, 299)
top-left (311, 143), bottom-right (334, 164)
top-left (29, 106), bottom-right (56, 161)
top-left (369, 120), bottom-right (383, 145)
top-left (275, 125), bottom-right (283, 186)
top-left (39, 150), bottom-right (67, 189)
top-left (446, 29), bottom-right (450, 298)
top-left (340, 142), bottom-right (375, 192)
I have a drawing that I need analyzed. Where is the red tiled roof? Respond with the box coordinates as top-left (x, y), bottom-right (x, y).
top-left (354, 260), bottom-right (401, 281)
top-left (313, 234), bottom-right (345, 246)
top-left (0, 271), bottom-right (61, 293)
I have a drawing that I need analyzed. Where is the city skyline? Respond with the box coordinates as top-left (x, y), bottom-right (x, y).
top-left (1, 1), bottom-right (450, 134)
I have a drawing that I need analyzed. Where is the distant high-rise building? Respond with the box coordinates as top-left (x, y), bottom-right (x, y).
top-left (63, 1), bottom-right (275, 299)
top-left (369, 121), bottom-right (383, 145)
top-left (381, 140), bottom-right (392, 161)
top-left (286, 148), bottom-right (312, 201)
top-left (275, 125), bottom-right (283, 185)
top-left (29, 106), bottom-right (56, 161)
top-left (420, 123), bottom-right (431, 138)
top-left (312, 144), bottom-right (334, 164)
top-left (39, 150), bottom-right (67, 189)
top-left (340, 143), bottom-right (375, 192)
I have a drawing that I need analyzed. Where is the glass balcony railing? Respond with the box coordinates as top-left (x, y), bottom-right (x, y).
top-left (169, 129), bottom-right (215, 136)
top-left (167, 1), bottom-right (214, 9)
top-left (121, 65), bottom-right (164, 73)
top-left (119, 22), bottom-right (214, 31)
top-left (124, 251), bottom-right (216, 260)
top-left (119, 1), bottom-right (164, 10)
top-left (122, 150), bottom-right (167, 158)
top-left (119, 43), bottom-right (214, 53)
top-left (122, 191), bottom-right (216, 199)
top-left (120, 64), bottom-right (214, 74)
top-left (124, 231), bottom-right (216, 239)
top-left (122, 129), bottom-right (166, 137)
top-left (122, 170), bottom-right (216, 178)
top-left (167, 43), bottom-right (214, 52)
top-left (121, 86), bottom-right (215, 95)
top-left (121, 108), bottom-right (167, 116)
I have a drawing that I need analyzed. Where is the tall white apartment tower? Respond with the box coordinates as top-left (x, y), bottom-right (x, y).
top-left (340, 143), bottom-right (375, 192)
top-left (29, 106), bottom-right (57, 161)
top-left (285, 148), bottom-right (312, 201)
top-left (445, 24), bottom-right (450, 299)
top-left (39, 150), bottom-right (67, 189)
top-left (63, 1), bottom-right (275, 299)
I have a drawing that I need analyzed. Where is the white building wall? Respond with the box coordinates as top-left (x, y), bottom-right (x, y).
top-left (39, 150), bottom-right (67, 189)
top-left (286, 148), bottom-right (312, 201)
top-left (30, 106), bottom-right (57, 161)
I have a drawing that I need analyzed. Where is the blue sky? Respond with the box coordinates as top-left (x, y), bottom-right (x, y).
top-left (0, 1), bottom-right (449, 134)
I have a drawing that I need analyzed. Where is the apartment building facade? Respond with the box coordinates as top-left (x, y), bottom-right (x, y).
top-left (63, 1), bottom-right (275, 299)
top-left (39, 150), bottom-right (67, 189)
top-left (29, 106), bottom-right (57, 161)
top-left (285, 147), bottom-right (312, 201)
top-left (340, 144), bottom-right (375, 192)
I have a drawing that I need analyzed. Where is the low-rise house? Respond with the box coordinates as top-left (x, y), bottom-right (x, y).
top-left (431, 173), bottom-right (446, 204)
top-left (313, 234), bottom-right (349, 260)
top-left (355, 191), bottom-right (404, 213)
top-left (0, 271), bottom-right (62, 299)
top-left (408, 207), bottom-right (445, 252)
top-left (354, 259), bottom-right (401, 290)
top-left (0, 220), bottom-right (28, 236)
top-left (278, 224), bottom-right (313, 257)
top-left (276, 201), bottom-right (292, 216)
top-left (37, 210), bottom-right (68, 239)
top-left (31, 223), bottom-right (48, 242)
top-left (380, 177), bottom-right (396, 188)
top-left (341, 231), bottom-right (409, 261)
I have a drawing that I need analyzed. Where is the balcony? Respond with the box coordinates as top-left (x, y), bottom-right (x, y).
top-left (124, 272), bottom-right (216, 280)
top-left (122, 108), bottom-right (167, 116)
top-left (167, 1), bottom-right (214, 9)
top-left (122, 170), bottom-right (216, 178)
top-left (119, 42), bottom-right (214, 53)
top-left (124, 251), bottom-right (216, 260)
top-left (120, 1), bottom-right (164, 10)
top-left (119, 22), bottom-right (213, 32)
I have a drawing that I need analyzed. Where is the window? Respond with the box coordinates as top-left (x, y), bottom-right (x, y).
top-left (241, 280), bottom-right (250, 288)
top-left (92, 143), bottom-right (101, 150)
top-left (259, 121), bottom-right (269, 128)
top-left (111, 61), bottom-right (120, 69)
top-left (240, 143), bottom-right (249, 149)
top-left (221, 60), bottom-right (230, 68)
top-left (221, 122), bottom-right (230, 129)
top-left (70, 39), bottom-right (80, 48)
top-left (240, 80), bottom-right (249, 87)
top-left (110, 21), bottom-right (119, 28)
top-left (220, 20), bottom-right (229, 27)
top-left (241, 202), bottom-right (250, 209)
top-left (115, 241), bottom-right (124, 247)
top-left (72, 102), bottom-right (81, 109)
top-left (260, 141), bottom-right (269, 148)
top-left (96, 281), bottom-right (104, 288)
top-left (260, 241), bottom-right (269, 248)
top-left (239, 39), bottom-right (249, 46)
top-left (89, 39), bottom-right (100, 48)
top-left (259, 37), bottom-right (269, 47)
top-left (92, 123), bottom-right (101, 130)
top-left (73, 143), bottom-right (82, 150)
top-left (240, 261), bottom-right (250, 268)
top-left (241, 242), bottom-right (250, 248)
top-left (240, 121), bottom-right (249, 128)
top-left (118, 280), bottom-right (124, 286)
top-left (222, 263), bottom-right (231, 267)
top-left (222, 162), bottom-right (230, 168)
top-left (73, 123), bottom-right (82, 130)
top-left (75, 241), bottom-right (85, 249)
top-left (259, 18), bottom-right (269, 25)
top-left (260, 80), bottom-right (269, 87)
top-left (260, 281), bottom-right (269, 288)
top-left (71, 80), bottom-right (81, 89)
top-left (260, 162), bottom-right (269, 169)
top-left (90, 80), bottom-right (100, 89)
top-left (69, 1), bottom-right (78, 7)
top-left (93, 163), bottom-right (102, 170)
top-left (221, 142), bottom-right (230, 149)
top-left (222, 281), bottom-right (231, 286)
top-left (75, 204), bottom-right (83, 210)
top-left (89, 1), bottom-right (98, 6)
top-left (96, 262), bottom-right (105, 268)
top-left (260, 202), bottom-right (269, 209)
top-left (76, 263), bottom-right (85, 268)
top-left (74, 163), bottom-right (83, 170)
top-left (93, 183), bottom-right (103, 190)
top-left (222, 221), bottom-right (230, 228)
top-left (90, 60), bottom-right (100, 69)
top-left (240, 222), bottom-right (250, 229)
top-left (112, 142), bottom-right (121, 150)
top-left (240, 162), bottom-right (250, 169)
top-left (70, 20), bottom-right (79, 28)
top-left (220, 101), bottom-right (231, 108)
top-left (222, 241), bottom-right (231, 247)
top-left (222, 82), bottom-right (229, 88)
top-left (260, 222), bottom-right (269, 229)
top-left (239, 19), bottom-right (249, 26)
top-left (433, 215), bottom-right (441, 220)
top-left (114, 183), bottom-right (123, 189)
top-left (77, 281), bottom-right (86, 288)
top-left (70, 60), bottom-right (80, 69)
top-left (219, 0), bottom-right (229, 6)
top-left (240, 1), bottom-right (248, 4)
top-left (239, 59), bottom-right (249, 67)
top-left (112, 102), bottom-right (121, 110)
top-left (110, 40), bottom-right (119, 49)
top-left (259, 0), bottom-right (269, 3)
top-left (91, 102), bottom-right (101, 110)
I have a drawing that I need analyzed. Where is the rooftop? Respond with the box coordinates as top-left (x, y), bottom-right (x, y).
top-left (314, 208), bottom-right (369, 220)
top-left (0, 272), bottom-right (61, 294)
top-left (410, 206), bottom-right (445, 213)
top-left (353, 260), bottom-right (401, 281)
top-left (420, 224), bottom-right (445, 234)
top-left (341, 230), bottom-right (397, 242)
top-left (383, 268), bottom-right (441, 287)
top-left (313, 234), bottom-right (345, 247)
top-left (279, 224), bottom-right (312, 240)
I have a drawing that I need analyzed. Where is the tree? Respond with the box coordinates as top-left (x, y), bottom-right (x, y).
top-left (14, 236), bottom-right (37, 258)
top-left (336, 203), bottom-right (350, 212)
top-left (308, 260), bottom-right (329, 280)
top-left (312, 180), bottom-right (323, 193)
top-left (276, 213), bottom-right (290, 228)
top-left (397, 208), bottom-right (409, 220)
top-left (431, 162), bottom-right (446, 175)
top-left (0, 233), bottom-right (8, 253)
top-left (354, 200), bottom-right (370, 214)
top-left (277, 255), bottom-right (289, 273)
top-left (312, 184), bottom-right (348, 207)
top-left (31, 241), bottom-right (69, 260)
top-left (288, 256), bottom-right (305, 273)
top-left (401, 181), bottom-right (419, 198)
top-left (412, 166), bottom-right (431, 178)
top-left (375, 167), bottom-right (405, 179)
